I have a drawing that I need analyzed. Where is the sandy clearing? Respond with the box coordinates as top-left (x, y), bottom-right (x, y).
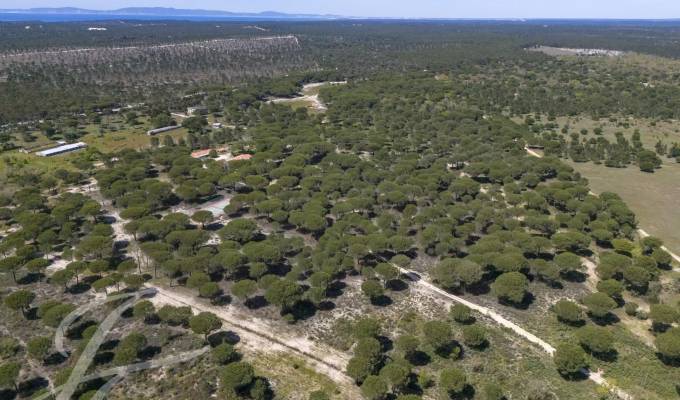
top-left (271, 94), bottom-right (327, 112)
top-left (147, 284), bottom-right (359, 394)
top-left (582, 257), bottom-right (599, 292)
top-left (270, 81), bottom-right (347, 112)
top-left (171, 194), bottom-right (232, 218)
top-left (46, 257), bottom-right (70, 273)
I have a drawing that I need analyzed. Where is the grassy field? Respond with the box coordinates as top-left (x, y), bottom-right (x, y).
top-left (251, 353), bottom-right (344, 399)
top-left (568, 160), bottom-right (680, 252)
top-left (5, 114), bottom-right (196, 156)
top-left (273, 97), bottom-right (321, 112)
top-left (518, 114), bottom-right (680, 253)
top-left (79, 115), bottom-right (190, 153)
top-left (550, 115), bottom-right (680, 150)
top-left (81, 127), bottom-right (188, 153)
top-left (0, 150), bottom-right (78, 176)
top-left (556, 114), bottom-right (680, 253)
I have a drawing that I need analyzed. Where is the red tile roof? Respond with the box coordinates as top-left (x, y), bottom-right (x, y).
top-left (231, 154), bottom-right (253, 161)
top-left (191, 149), bottom-right (212, 158)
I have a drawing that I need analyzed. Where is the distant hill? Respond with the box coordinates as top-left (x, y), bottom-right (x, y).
top-left (0, 7), bottom-right (347, 20)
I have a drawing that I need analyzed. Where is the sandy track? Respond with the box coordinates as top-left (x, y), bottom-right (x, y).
top-left (396, 266), bottom-right (633, 400)
top-left (581, 257), bottom-right (599, 291)
top-left (638, 229), bottom-right (680, 271)
top-left (397, 267), bottom-right (555, 353)
top-left (147, 284), bottom-right (359, 394)
top-left (91, 169), bottom-right (630, 398)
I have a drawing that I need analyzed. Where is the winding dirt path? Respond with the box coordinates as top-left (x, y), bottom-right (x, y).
top-left (92, 167), bottom-right (631, 399)
top-left (398, 268), bottom-right (555, 352)
top-left (396, 266), bottom-right (633, 400)
top-left (82, 183), bottom-right (359, 395)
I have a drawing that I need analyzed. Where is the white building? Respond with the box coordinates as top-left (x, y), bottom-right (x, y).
top-left (36, 142), bottom-right (87, 157)
top-left (147, 125), bottom-right (181, 136)
top-left (187, 106), bottom-right (208, 116)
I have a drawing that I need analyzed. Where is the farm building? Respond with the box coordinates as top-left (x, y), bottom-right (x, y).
top-left (187, 106), bottom-right (208, 116)
top-left (191, 149), bottom-right (212, 159)
top-left (192, 147), bottom-right (229, 159)
top-left (147, 125), bottom-right (181, 136)
top-left (36, 142), bottom-right (87, 157)
top-left (231, 154), bottom-right (253, 161)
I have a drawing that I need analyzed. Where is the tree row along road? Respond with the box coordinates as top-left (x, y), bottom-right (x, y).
top-left (525, 147), bottom-right (680, 271)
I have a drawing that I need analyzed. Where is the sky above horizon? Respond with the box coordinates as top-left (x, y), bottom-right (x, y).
top-left (3, 0), bottom-right (679, 19)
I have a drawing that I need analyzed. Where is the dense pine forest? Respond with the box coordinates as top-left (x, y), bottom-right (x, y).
top-left (4, 20), bottom-right (680, 123)
top-left (0, 19), bottom-right (679, 400)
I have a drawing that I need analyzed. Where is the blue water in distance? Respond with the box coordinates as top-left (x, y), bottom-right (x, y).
top-left (0, 13), bottom-right (330, 22)
top-left (2, 13), bottom-right (679, 25)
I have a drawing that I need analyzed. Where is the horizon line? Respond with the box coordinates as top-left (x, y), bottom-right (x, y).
top-left (1, 7), bottom-right (680, 21)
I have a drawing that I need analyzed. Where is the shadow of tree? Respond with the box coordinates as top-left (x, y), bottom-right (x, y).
top-left (0, 389), bottom-right (14, 400)
top-left (290, 300), bottom-right (317, 321)
top-left (44, 351), bottom-right (68, 366)
top-left (407, 350), bottom-right (431, 366)
top-left (591, 349), bottom-right (618, 363)
top-left (386, 279), bottom-right (408, 291)
top-left (208, 330), bottom-right (241, 347)
top-left (17, 377), bottom-right (49, 397)
top-left (590, 312), bottom-right (620, 326)
top-left (17, 273), bottom-right (42, 285)
top-left (245, 296), bottom-right (268, 310)
top-left (93, 351), bottom-right (114, 366)
top-left (68, 282), bottom-right (91, 295)
top-left (370, 295), bottom-right (393, 307)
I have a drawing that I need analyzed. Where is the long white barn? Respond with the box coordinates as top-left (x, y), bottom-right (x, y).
top-left (36, 142), bottom-right (87, 157)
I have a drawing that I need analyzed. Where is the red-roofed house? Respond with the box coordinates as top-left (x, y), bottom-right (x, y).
top-left (231, 154), bottom-right (253, 161)
top-left (191, 149), bottom-right (212, 159)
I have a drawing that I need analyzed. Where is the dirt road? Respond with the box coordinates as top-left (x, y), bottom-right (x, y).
top-left (147, 284), bottom-right (359, 395)
top-left (398, 267), bottom-right (556, 353)
top-left (396, 266), bottom-right (633, 400)
top-left (89, 175), bottom-right (630, 399)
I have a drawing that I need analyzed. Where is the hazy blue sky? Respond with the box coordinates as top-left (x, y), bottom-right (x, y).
top-left (4, 0), bottom-right (679, 19)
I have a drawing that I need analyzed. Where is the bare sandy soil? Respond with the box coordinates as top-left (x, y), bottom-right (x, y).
top-left (79, 167), bottom-right (636, 399)
top-left (270, 82), bottom-right (347, 112)
top-left (148, 284), bottom-right (360, 396)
